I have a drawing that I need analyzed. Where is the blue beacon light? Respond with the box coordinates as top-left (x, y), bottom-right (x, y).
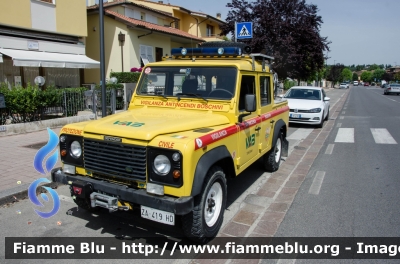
top-left (171, 47), bottom-right (243, 56)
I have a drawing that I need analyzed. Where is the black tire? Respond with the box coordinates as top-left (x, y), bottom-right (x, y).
top-left (182, 166), bottom-right (227, 243)
top-left (325, 109), bottom-right (329, 121)
top-left (263, 133), bottom-right (283, 172)
top-left (316, 112), bottom-right (325, 128)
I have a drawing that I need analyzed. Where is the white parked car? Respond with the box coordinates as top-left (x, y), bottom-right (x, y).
top-left (353, 81), bottom-right (359, 86)
top-left (340, 82), bottom-right (349, 89)
top-left (383, 83), bottom-right (400, 95)
top-left (281, 86), bottom-right (330, 128)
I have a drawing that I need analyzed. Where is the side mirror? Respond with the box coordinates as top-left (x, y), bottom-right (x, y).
top-left (239, 94), bottom-right (256, 123)
top-left (245, 94), bottom-right (256, 112)
top-left (324, 97), bottom-right (330, 101)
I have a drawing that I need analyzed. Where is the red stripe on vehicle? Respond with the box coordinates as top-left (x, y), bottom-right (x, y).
top-left (194, 125), bottom-right (238, 150)
top-left (194, 106), bottom-right (289, 150)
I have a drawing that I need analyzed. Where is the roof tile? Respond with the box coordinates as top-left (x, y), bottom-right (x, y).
top-left (106, 9), bottom-right (204, 42)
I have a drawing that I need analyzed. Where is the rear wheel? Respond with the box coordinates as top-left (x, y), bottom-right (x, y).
top-left (182, 166), bottom-right (227, 243)
top-left (264, 133), bottom-right (283, 172)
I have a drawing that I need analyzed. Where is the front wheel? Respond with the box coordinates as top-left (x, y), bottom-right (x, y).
top-left (264, 133), bottom-right (283, 172)
top-left (316, 112), bottom-right (325, 128)
top-left (182, 166), bottom-right (227, 243)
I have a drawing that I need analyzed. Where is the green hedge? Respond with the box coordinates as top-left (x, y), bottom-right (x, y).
top-left (284, 79), bottom-right (297, 90)
top-left (110, 72), bottom-right (141, 83)
top-left (0, 84), bottom-right (88, 124)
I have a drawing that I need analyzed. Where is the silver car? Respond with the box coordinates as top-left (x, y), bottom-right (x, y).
top-left (339, 83), bottom-right (349, 89)
top-left (384, 84), bottom-right (400, 95)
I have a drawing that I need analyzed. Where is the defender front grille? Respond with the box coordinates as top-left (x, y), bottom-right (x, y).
top-left (83, 139), bottom-right (146, 181)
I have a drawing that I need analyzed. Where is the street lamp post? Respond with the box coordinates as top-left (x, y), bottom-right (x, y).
top-left (118, 32), bottom-right (125, 72)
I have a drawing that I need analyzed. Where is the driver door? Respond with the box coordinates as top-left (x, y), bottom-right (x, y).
top-left (237, 75), bottom-right (259, 169)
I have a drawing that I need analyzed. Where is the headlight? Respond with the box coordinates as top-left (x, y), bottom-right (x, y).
top-left (70, 141), bottom-right (82, 158)
top-left (308, 108), bottom-right (321, 113)
top-left (154, 155), bottom-right (171, 175)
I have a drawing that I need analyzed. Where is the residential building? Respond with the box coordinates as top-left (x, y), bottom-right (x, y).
top-left (84, 0), bottom-right (226, 83)
top-left (0, 0), bottom-right (99, 89)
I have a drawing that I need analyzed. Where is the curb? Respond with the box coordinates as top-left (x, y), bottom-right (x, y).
top-left (0, 181), bottom-right (63, 207)
top-left (0, 113), bottom-right (93, 137)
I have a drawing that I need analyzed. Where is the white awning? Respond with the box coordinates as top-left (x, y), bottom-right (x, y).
top-left (0, 48), bottom-right (100, 68)
top-left (0, 54), bottom-right (2, 63)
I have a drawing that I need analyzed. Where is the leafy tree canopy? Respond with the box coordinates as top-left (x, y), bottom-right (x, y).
top-left (221, 0), bottom-right (330, 80)
top-left (382, 72), bottom-right (393, 82)
top-left (361, 71), bottom-right (373, 82)
top-left (372, 69), bottom-right (385, 81)
top-left (341, 68), bottom-right (352, 82)
top-left (326, 64), bottom-right (344, 85)
top-left (352, 72), bottom-right (359, 81)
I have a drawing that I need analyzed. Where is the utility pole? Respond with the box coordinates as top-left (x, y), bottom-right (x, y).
top-left (99, 0), bottom-right (107, 117)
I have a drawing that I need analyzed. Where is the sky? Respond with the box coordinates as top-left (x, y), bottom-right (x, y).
top-left (166, 0), bottom-right (400, 66)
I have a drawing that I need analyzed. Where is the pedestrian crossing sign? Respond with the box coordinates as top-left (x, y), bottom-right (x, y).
top-left (235, 22), bottom-right (253, 39)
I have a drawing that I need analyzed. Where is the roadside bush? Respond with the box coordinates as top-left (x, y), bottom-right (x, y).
top-left (0, 85), bottom-right (90, 124)
top-left (284, 79), bottom-right (297, 90)
top-left (110, 72), bottom-right (141, 83)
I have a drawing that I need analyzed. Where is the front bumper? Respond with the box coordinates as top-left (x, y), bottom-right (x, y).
top-left (289, 112), bottom-right (323, 124)
top-left (51, 168), bottom-right (193, 215)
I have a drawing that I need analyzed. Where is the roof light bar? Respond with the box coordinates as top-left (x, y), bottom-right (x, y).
top-left (171, 47), bottom-right (243, 57)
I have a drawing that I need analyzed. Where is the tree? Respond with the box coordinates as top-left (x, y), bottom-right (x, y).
top-left (395, 72), bottom-right (400, 82)
top-left (352, 72), bottom-right (358, 81)
top-left (372, 69), bottom-right (385, 82)
top-left (341, 68), bottom-right (352, 82)
top-left (326, 64), bottom-right (344, 86)
top-left (361, 71), bottom-right (372, 83)
top-left (382, 72), bottom-right (393, 82)
top-left (221, 0), bottom-right (330, 81)
top-left (355, 65), bottom-right (364, 71)
top-left (369, 64), bottom-right (379, 70)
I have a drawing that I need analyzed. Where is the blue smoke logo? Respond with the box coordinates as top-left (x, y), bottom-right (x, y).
top-left (33, 128), bottom-right (59, 175)
top-left (29, 128), bottom-right (60, 218)
top-left (28, 178), bottom-right (60, 218)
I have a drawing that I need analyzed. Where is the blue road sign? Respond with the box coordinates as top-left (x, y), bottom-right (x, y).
top-left (236, 22), bottom-right (253, 39)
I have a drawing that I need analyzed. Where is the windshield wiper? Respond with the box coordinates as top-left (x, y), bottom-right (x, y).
top-left (176, 93), bottom-right (208, 102)
top-left (140, 91), bottom-right (168, 99)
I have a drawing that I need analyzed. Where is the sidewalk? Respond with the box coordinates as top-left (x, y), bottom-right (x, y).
top-left (0, 127), bottom-right (62, 203)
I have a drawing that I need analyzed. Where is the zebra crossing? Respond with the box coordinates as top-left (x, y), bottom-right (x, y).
top-left (334, 127), bottom-right (397, 144)
top-left (286, 127), bottom-right (398, 146)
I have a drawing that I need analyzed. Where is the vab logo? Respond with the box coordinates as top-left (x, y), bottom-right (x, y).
top-left (245, 134), bottom-right (256, 149)
top-left (114, 121), bottom-right (145, 127)
top-left (29, 128), bottom-right (60, 218)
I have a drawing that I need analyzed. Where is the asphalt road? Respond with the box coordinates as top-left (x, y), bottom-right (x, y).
top-left (272, 85), bottom-right (400, 263)
top-left (0, 88), bottom-right (347, 264)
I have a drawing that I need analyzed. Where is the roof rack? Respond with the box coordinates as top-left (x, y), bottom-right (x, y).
top-left (249, 53), bottom-right (274, 72)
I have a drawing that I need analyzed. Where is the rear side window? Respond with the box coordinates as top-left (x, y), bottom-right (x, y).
top-left (260, 76), bottom-right (271, 106)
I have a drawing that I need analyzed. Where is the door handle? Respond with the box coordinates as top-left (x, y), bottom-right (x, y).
top-left (270, 120), bottom-right (275, 124)
top-left (255, 126), bottom-right (261, 131)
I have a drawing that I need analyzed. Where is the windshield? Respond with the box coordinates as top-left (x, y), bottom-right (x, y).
top-left (136, 67), bottom-right (237, 100)
top-left (284, 88), bottom-right (321, 100)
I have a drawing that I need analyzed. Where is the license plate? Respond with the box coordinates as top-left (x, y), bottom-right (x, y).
top-left (141, 205), bottom-right (175, 225)
top-left (291, 114), bottom-right (301, 118)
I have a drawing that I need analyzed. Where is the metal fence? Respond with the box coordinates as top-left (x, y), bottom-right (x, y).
top-left (0, 88), bottom-right (120, 125)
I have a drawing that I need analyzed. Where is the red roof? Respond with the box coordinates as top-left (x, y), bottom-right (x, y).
top-left (105, 10), bottom-right (204, 42)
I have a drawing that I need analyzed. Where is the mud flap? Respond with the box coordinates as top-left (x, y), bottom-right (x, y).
top-left (282, 137), bottom-right (289, 157)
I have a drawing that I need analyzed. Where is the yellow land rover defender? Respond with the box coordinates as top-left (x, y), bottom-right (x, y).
top-left (52, 42), bottom-right (289, 242)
